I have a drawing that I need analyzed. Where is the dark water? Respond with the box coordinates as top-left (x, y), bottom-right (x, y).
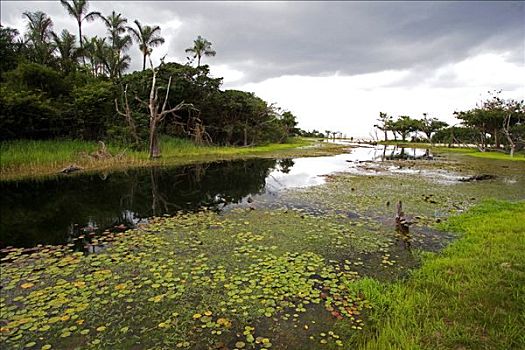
top-left (0, 159), bottom-right (279, 248)
top-left (0, 146), bottom-right (440, 248)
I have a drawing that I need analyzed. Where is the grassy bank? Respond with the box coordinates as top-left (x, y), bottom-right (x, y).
top-left (376, 141), bottom-right (525, 161)
top-left (352, 200), bottom-right (525, 349)
top-left (0, 137), bottom-right (344, 181)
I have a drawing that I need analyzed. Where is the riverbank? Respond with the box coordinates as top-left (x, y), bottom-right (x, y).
top-left (377, 141), bottom-right (525, 161)
top-left (351, 200), bottom-right (525, 349)
top-left (0, 137), bottom-right (346, 181)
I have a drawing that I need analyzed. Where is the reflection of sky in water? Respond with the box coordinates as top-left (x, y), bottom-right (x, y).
top-left (264, 146), bottom-right (432, 192)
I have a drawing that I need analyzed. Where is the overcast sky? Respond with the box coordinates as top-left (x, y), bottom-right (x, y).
top-left (2, 1), bottom-right (524, 137)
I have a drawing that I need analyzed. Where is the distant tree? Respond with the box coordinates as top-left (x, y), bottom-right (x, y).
top-left (280, 111), bottom-right (299, 139)
top-left (51, 29), bottom-right (81, 73)
top-left (454, 92), bottom-right (524, 154)
top-left (83, 36), bottom-right (110, 76)
top-left (127, 20), bottom-right (165, 71)
top-left (22, 11), bottom-right (54, 64)
top-left (185, 35), bottom-right (216, 67)
top-left (0, 26), bottom-right (22, 73)
top-left (391, 116), bottom-right (419, 141)
top-left (374, 112), bottom-right (392, 141)
top-left (500, 99), bottom-right (524, 157)
top-left (454, 92), bottom-right (506, 150)
top-left (95, 11), bottom-right (132, 78)
top-left (417, 113), bottom-right (448, 142)
top-left (59, 0), bottom-right (99, 65)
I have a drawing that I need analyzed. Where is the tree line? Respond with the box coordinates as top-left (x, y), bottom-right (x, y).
top-left (374, 91), bottom-right (524, 156)
top-left (0, 0), bottom-right (300, 158)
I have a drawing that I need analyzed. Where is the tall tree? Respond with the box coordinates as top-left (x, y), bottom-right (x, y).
top-left (59, 0), bottom-right (99, 65)
top-left (0, 25), bottom-right (22, 73)
top-left (391, 116), bottom-right (418, 141)
top-left (22, 11), bottom-right (54, 64)
top-left (417, 113), bottom-right (448, 142)
top-left (96, 11), bottom-right (132, 78)
top-left (97, 11), bottom-right (128, 50)
top-left (51, 29), bottom-right (81, 73)
top-left (137, 60), bottom-right (193, 158)
top-left (185, 35), bottom-right (216, 67)
top-left (374, 112), bottom-right (392, 142)
top-left (83, 35), bottom-right (109, 76)
top-left (127, 20), bottom-right (165, 71)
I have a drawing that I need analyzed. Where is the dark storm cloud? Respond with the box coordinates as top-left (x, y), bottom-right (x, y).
top-left (1, 1), bottom-right (523, 83)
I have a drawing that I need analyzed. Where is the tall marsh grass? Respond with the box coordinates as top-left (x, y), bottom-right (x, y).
top-left (0, 137), bottom-right (313, 180)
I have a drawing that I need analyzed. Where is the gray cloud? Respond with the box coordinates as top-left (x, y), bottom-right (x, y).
top-left (1, 1), bottom-right (523, 84)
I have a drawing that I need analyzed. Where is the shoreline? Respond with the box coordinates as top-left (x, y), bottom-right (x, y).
top-left (0, 138), bottom-right (347, 182)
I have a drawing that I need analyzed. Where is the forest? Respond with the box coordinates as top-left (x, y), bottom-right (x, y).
top-left (0, 1), bottom-right (300, 159)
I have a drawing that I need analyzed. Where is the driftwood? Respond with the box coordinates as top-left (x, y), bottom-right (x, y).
top-left (60, 164), bottom-right (83, 174)
top-left (394, 201), bottom-right (413, 249)
top-left (89, 141), bottom-right (112, 160)
top-left (395, 201), bottom-right (412, 233)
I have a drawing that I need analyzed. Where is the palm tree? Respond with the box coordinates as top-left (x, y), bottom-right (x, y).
top-left (51, 29), bottom-right (81, 73)
top-left (83, 35), bottom-right (109, 76)
top-left (97, 11), bottom-right (128, 50)
top-left (22, 11), bottom-right (54, 64)
top-left (185, 35), bottom-right (216, 67)
top-left (94, 11), bottom-right (132, 78)
top-left (59, 0), bottom-right (99, 64)
top-left (127, 20), bottom-right (165, 71)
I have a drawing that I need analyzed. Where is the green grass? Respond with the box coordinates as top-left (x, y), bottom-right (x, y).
top-left (1, 137), bottom-right (343, 181)
top-left (351, 200), bottom-right (525, 349)
top-left (466, 151), bottom-right (525, 161)
top-left (376, 141), bottom-right (525, 161)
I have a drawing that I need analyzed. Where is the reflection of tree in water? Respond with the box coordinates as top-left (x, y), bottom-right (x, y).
top-left (0, 159), bottom-right (277, 247)
top-left (383, 147), bottom-right (433, 161)
top-left (277, 159), bottom-right (295, 174)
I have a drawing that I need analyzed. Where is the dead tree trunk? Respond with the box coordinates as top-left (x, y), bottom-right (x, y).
top-left (395, 200), bottom-right (410, 235)
top-left (137, 59), bottom-right (194, 159)
top-left (115, 84), bottom-right (140, 147)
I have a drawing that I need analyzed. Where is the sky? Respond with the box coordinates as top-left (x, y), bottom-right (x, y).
top-left (1, 1), bottom-right (524, 138)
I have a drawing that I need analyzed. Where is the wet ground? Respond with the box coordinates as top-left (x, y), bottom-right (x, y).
top-left (1, 146), bottom-right (523, 350)
top-left (2, 145), bottom-right (502, 248)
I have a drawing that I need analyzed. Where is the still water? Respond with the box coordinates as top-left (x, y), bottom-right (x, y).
top-left (0, 146), bottom-right (447, 248)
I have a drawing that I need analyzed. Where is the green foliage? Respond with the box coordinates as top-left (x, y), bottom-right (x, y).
top-left (3, 62), bottom-right (70, 98)
top-left (72, 80), bottom-right (116, 139)
top-left (353, 201), bottom-right (525, 349)
top-left (0, 26), bottom-right (22, 75)
top-left (416, 113), bottom-right (448, 140)
top-left (432, 126), bottom-right (481, 145)
top-left (0, 86), bottom-right (60, 140)
top-left (391, 115), bottom-right (419, 141)
top-left (1, 3), bottom-right (299, 149)
top-left (185, 35), bottom-right (216, 67)
top-left (454, 91), bottom-right (525, 152)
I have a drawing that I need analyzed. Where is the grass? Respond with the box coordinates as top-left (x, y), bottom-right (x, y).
top-left (0, 137), bottom-right (345, 181)
top-left (465, 151), bottom-right (525, 161)
top-left (351, 200), bottom-right (525, 349)
top-left (377, 141), bottom-right (525, 161)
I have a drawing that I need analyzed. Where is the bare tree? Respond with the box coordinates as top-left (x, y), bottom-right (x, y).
top-left (115, 84), bottom-right (140, 146)
top-left (137, 60), bottom-right (194, 159)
